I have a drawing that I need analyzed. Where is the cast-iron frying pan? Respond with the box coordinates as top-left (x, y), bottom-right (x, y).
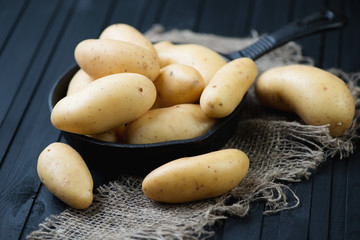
top-left (49, 10), bottom-right (346, 175)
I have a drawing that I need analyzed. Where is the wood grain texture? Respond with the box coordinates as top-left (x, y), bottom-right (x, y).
top-left (0, 1), bottom-right (359, 239)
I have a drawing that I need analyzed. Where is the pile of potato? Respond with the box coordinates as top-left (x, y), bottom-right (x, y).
top-left (51, 24), bottom-right (258, 144)
top-left (37, 23), bottom-right (355, 209)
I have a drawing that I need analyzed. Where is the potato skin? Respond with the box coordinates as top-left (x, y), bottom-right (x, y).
top-left (51, 73), bottom-right (156, 135)
top-left (74, 39), bottom-right (160, 80)
top-left (154, 41), bottom-right (227, 85)
top-left (37, 142), bottom-right (93, 209)
top-left (200, 58), bottom-right (257, 118)
top-left (99, 23), bottom-right (159, 61)
top-left (153, 64), bottom-right (205, 108)
top-left (142, 149), bottom-right (249, 203)
top-left (66, 69), bottom-right (93, 95)
top-left (255, 64), bottom-right (355, 137)
top-left (124, 104), bottom-right (218, 144)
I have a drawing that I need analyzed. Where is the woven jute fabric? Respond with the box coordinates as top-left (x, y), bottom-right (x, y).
top-left (28, 26), bottom-right (360, 240)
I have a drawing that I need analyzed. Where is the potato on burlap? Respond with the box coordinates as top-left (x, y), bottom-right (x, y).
top-left (37, 142), bottom-right (93, 209)
top-left (142, 149), bottom-right (249, 203)
top-left (255, 64), bottom-right (355, 137)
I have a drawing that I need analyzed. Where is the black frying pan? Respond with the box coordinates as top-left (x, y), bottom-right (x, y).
top-left (49, 10), bottom-right (346, 175)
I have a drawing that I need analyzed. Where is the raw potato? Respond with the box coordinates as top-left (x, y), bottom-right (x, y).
top-left (142, 149), bottom-right (249, 203)
top-left (255, 64), bottom-right (355, 137)
top-left (87, 125), bottom-right (125, 143)
top-left (37, 142), bottom-right (93, 209)
top-left (66, 69), bottom-right (93, 95)
top-left (124, 104), bottom-right (218, 144)
top-left (74, 39), bottom-right (160, 80)
top-left (152, 64), bottom-right (205, 108)
top-left (200, 58), bottom-right (257, 118)
top-left (51, 73), bottom-right (156, 135)
top-left (154, 41), bottom-right (227, 85)
top-left (99, 23), bottom-right (159, 61)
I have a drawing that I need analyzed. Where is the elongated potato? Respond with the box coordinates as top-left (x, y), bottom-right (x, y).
top-left (154, 41), bottom-right (227, 85)
top-left (152, 64), bottom-right (205, 108)
top-left (255, 64), bottom-right (355, 137)
top-left (75, 39), bottom-right (160, 80)
top-left (51, 73), bottom-right (156, 135)
top-left (200, 58), bottom-right (257, 118)
top-left (142, 149), bottom-right (249, 203)
top-left (87, 125), bottom-right (125, 143)
top-left (37, 142), bottom-right (93, 209)
top-left (67, 69), bottom-right (93, 95)
top-left (124, 104), bottom-right (218, 144)
top-left (99, 23), bottom-right (159, 61)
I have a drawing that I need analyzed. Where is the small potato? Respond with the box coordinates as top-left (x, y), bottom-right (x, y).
top-left (87, 125), bottom-right (125, 143)
top-left (51, 73), bottom-right (156, 135)
top-left (255, 64), bottom-right (355, 137)
top-left (154, 41), bottom-right (227, 85)
top-left (152, 64), bottom-right (205, 108)
top-left (75, 39), bottom-right (160, 80)
top-left (124, 104), bottom-right (218, 144)
top-left (37, 142), bottom-right (93, 209)
top-left (200, 58), bottom-right (257, 118)
top-left (99, 23), bottom-right (159, 61)
top-left (67, 69), bottom-right (93, 95)
top-left (142, 149), bottom-right (249, 203)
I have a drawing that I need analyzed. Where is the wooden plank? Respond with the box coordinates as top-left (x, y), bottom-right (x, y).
top-left (158, 0), bottom-right (203, 30)
top-left (306, 2), bottom-right (345, 239)
top-left (101, 0), bottom-right (147, 31)
top-left (321, 0), bottom-right (344, 69)
top-left (341, 0), bottom-right (360, 72)
top-left (273, 1), bottom-right (326, 239)
top-left (0, 0), bottom-right (27, 50)
top-left (329, 158), bottom-right (348, 240)
top-left (0, 0), bottom-right (70, 236)
top-left (260, 214), bottom-right (280, 240)
top-left (0, 0), bottom-right (65, 165)
top-left (0, 0), bottom-right (57, 127)
top-left (196, 0), bottom-right (246, 36)
top-left (220, 203), bottom-right (264, 240)
top-left (196, 1), bottom-right (265, 239)
top-left (0, 0), bottom-right (115, 239)
top-left (277, 181), bottom-right (313, 240)
top-left (21, 0), bottom-right (158, 238)
top-left (344, 146), bottom-right (360, 240)
top-left (307, 159), bottom-right (333, 240)
top-left (291, 1), bottom-right (325, 67)
top-left (247, 1), bottom-right (292, 239)
top-left (231, 0), bottom-right (255, 37)
top-left (137, 0), bottom-right (167, 32)
top-left (248, 0), bottom-right (291, 34)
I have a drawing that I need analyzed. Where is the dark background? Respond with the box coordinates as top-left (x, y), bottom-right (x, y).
top-left (0, 0), bottom-right (359, 239)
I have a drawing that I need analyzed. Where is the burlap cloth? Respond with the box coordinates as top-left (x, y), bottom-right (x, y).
top-left (28, 25), bottom-right (360, 240)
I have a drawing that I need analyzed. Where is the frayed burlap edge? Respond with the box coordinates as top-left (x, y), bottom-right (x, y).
top-left (27, 26), bottom-right (360, 240)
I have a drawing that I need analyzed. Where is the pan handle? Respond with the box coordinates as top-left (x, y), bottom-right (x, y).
top-left (228, 10), bottom-right (347, 60)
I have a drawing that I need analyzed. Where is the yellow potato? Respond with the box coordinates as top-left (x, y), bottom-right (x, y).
top-left (74, 39), bottom-right (160, 80)
top-left (99, 23), bottom-right (159, 61)
top-left (67, 69), bottom-right (93, 95)
top-left (200, 58), bottom-right (257, 118)
top-left (37, 142), bottom-right (93, 209)
top-left (152, 64), bottom-right (205, 108)
top-left (124, 104), bottom-right (218, 144)
top-left (154, 41), bottom-right (227, 85)
top-left (87, 125), bottom-right (126, 143)
top-left (142, 149), bottom-right (249, 203)
top-left (255, 64), bottom-right (355, 137)
top-left (51, 73), bottom-right (156, 135)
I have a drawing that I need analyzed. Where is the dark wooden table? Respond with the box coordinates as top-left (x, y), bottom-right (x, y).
top-left (1, 0), bottom-right (359, 239)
